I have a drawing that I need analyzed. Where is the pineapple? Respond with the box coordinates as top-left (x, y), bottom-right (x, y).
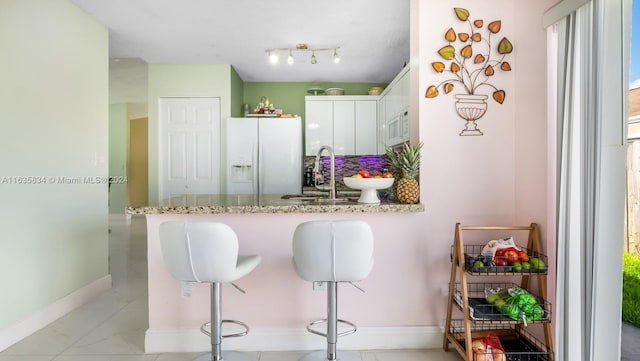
top-left (386, 142), bottom-right (422, 204)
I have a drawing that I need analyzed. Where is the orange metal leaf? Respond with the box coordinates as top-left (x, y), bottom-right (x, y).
top-left (459, 33), bottom-right (469, 42)
top-left (451, 63), bottom-right (461, 72)
top-left (485, 65), bottom-right (495, 76)
top-left (474, 54), bottom-right (485, 64)
top-left (472, 33), bottom-right (482, 42)
top-left (474, 19), bottom-right (484, 28)
top-left (488, 20), bottom-right (502, 33)
top-left (454, 8), bottom-right (470, 21)
top-left (432, 62), bottom-right (446, 73)
top-left (445, 28), bottom-right (457, 42)
top-left (444, 83), bottom-right (454, 94)
top-left (438, 45), bottom-right (456, 60)
top-left (425, 85), bottom-right (439, 98)
top-left (460, 45), bottom-right (473, 58)
top-left (498, 37), bottom-right (514, 54)
top-left (493, 90), bottom-right (506, 104)
top-left (500, 62), bottom-right (512, 71)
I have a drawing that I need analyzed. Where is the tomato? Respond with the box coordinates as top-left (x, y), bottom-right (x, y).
top-left (494, 258), bottom-right (508, 266)
top-left (358, 170), bottom-right (370, 178)
top-left (518, 250), bottom-right (529, 262)
top-left (503, 250), bottom-right (519, 264)
top-left (495, 247), bottom-right (519, 264)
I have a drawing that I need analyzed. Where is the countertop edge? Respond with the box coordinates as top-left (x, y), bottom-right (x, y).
top-left (127, 203), bottom-right (425, 215)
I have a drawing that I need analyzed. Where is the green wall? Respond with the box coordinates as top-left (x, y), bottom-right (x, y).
top-left (0, 0), bottom-right (109, 335)
top-left (109, 103), bottom-right (127, 213)
top-left (230, 66), bottom-right (244, 117)
top-left (242, 82), bottom-right (387, 121)
top-left (147, 64), bottom-right (233, 203)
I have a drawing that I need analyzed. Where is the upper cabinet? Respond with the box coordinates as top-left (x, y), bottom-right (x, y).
top-left (305, 96), bottom-right (378, 156)
top-left (378, 67), bottom-right (410, 151)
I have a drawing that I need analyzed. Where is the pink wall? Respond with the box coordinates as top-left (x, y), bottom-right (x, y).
top-left (147, 0), bottom-right (553, 335)
top-left (416, 0), bottom-right (553, 337)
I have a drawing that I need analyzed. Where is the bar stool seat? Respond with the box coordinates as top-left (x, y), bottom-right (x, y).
top-left (292, 220), bottom-right (374, 361)
top-left (160, 221), bottom-right (261, 361)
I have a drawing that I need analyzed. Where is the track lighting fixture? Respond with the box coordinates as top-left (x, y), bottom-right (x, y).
top-left (287, 49), bottom-right (294, 64)
top-left (266, 44), bottom-right (340, 65)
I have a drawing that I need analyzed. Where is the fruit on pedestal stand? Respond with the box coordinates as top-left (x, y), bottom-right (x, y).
top-left (385, 142), bottom-right (423, 204)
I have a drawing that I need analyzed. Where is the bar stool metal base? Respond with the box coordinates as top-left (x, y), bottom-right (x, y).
top-left (299, 350), bottom-right (362, 361)
top-left (193, 351), bottom-right (253, 361)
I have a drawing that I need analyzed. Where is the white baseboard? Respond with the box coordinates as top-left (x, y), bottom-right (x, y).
top-left (145, 326), bottom-right (445, 353)
top-left (0, 275), bottom-right (112, 352)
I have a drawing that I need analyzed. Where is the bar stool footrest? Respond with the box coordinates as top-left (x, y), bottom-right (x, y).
top-left (200, 320), bottom-right (250, 338)
top-left (306, 318), bottom-right (357, 338)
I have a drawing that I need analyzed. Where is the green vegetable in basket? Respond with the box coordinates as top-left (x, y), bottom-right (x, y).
top-left (498, 288), bottom-right (544, 323)
top-left (529, 257), bottom-right (546, 269)
top-left (500, 302), bottom-right (519, 319)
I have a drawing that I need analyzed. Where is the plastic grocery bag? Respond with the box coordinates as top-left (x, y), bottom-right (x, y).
top-left (471, 334), bottom-right (506, 361)
top-left (480, 237), bottom-right (520, 258)
top-left (485, 286), bottom-right (544, 325)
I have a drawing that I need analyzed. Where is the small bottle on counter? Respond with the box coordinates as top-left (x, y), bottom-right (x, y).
top-left (304, 168), bottom-right (314, 186)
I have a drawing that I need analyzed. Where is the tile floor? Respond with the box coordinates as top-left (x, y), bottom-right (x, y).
top-left (0, 215), bottom-right (464, 361)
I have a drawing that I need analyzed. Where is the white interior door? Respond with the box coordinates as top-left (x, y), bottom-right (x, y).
top-left (159, 97), bottom-right (220, 199)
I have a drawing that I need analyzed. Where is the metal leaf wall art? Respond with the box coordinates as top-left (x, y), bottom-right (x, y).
top-left (425, 7), bottom-right (514, 136)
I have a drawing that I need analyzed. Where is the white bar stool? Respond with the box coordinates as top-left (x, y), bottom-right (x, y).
top-left (159, 221), bottom-right (261, 361)
top-left (292, 220), bottom-right (375, 361)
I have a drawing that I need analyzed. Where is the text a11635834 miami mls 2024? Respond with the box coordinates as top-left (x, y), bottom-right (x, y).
top-left (0, 175), bottom-right (128, 185)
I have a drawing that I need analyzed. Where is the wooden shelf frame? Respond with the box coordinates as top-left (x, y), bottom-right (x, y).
top-left (443, 223), bottom-right (554, 361)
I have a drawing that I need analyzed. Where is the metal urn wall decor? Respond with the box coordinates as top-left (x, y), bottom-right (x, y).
top-left (425, 8), bottom-right (514, 136)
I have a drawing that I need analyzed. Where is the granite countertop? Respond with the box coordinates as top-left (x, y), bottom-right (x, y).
top-left (126, 194), bottom-right (424, 214)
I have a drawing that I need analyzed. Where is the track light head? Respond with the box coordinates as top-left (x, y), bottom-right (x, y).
top-left (268, 51), bottom-right (278, 64)
top-left (287, 50), bottom-right (294, 64)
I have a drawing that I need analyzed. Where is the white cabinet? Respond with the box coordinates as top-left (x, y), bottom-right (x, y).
top-left (355, 101), bottom-right (377, 155)
top-left (379, 67), bottom-right (410, 151)
top-left (305, 96), bottom-right (378, 156)
top-left (333, 101), bottom-right (356, 155)
top-left (305, 100), bottom-right (333, 155)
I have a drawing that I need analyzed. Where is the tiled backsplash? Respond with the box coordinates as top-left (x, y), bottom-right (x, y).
top-left (303, 155), bottom-right (390, 189)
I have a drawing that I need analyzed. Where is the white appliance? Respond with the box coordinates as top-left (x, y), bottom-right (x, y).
top-left (226, 117), bottom-right (302, 195)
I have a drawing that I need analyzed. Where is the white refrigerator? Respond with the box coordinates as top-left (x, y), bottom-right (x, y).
top-left (225, 117), bottom-right (302, 195)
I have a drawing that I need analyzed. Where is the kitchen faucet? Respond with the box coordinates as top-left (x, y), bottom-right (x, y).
top-left (314, 145), bottom-right (336, 199)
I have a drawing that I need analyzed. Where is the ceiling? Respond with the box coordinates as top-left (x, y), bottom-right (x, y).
top-left (72, 0), bottom-right (410, 87)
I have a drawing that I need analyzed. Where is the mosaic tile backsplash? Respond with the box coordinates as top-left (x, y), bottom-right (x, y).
top-left (303, 155), bottom-right (390, 189)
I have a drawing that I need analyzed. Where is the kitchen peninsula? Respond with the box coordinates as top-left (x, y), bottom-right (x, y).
top-left (130, 195), bottom-right (432, 354)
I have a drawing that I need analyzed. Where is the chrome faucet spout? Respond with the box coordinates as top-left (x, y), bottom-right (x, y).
top-left (314, 145), bottom-right (336, 199)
